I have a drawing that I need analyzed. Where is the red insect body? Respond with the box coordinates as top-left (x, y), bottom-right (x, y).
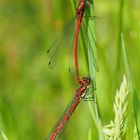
top-left (46, 1), bottom-right (93, 140)
top-left (46, 77), bottom-right (91, 140)
top-left (74, 0), bottom-right (86, 83)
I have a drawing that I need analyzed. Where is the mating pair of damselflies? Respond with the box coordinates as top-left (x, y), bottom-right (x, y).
top-left (46, 0), bottom-right (97, 139)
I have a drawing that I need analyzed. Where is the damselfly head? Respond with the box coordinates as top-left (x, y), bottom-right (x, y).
top-left (82, 77), bottom-right (91, 84)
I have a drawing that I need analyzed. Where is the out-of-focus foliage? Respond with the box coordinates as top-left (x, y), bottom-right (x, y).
top-left (0, 0), bottom-right (140, 140)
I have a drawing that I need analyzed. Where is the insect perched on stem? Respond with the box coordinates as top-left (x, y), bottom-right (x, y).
top-left (45, 77), bottom-right (93, 140)
top-left (46, 1), bottom-right (97, 139)
top-left (47, 0), bottom-right (96, 84)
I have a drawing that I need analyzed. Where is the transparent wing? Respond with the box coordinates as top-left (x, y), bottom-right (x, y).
top-left (84, 2), bottom-right (99, 80)
top-left (45, 94), bottom-right (81, 140)
top-left (47, 17), bottom-right (77, 69)
top-left (81, 19), bottom-right (99, 73)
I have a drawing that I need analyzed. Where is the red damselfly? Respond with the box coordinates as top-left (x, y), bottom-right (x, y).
top-left (47, 0), bottom-right (97, 83)
top-left (74, 0), bottom-right (87, 83)
top-left (45, 77), bottom-right (92, 140)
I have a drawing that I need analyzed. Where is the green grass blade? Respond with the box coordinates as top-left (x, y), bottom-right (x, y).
top-left (88, 128), bottom-right (92, 140)
top-left (85, 1), bottom-right (104, 140)
top-left (70, 0), bottom-right (104, 139)
top-left (86, 4), bottom-right (98, 79)
top-left (116, 0), bottom-right (124, 77)
top-left (121, 33), bottom-right (140, 139)
top-left (70, 0), bottom-right (76, 14)
top-left (0, 129), bottom-right (8, 140)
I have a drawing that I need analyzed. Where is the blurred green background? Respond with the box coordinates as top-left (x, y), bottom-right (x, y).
top-left (0, 0), bottom-right (140, 140)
